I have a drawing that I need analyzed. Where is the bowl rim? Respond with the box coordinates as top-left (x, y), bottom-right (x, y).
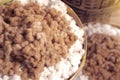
top-left (67, 5), bottom-right (87, 80)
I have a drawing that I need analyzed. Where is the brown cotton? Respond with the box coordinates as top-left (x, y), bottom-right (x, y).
top-left (83, 33), bottom-right (120, 80)
top-left (0, 2), bottom-right (77, 80)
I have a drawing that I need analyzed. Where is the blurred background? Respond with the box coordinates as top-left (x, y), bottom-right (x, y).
top-left (62, 0), bottom-right (120, 26)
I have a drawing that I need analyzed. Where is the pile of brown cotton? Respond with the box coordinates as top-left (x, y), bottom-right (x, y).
top-left (0, 2), bottom-right (77, 80)
top-left (83, 33), bottom-right (120, 80)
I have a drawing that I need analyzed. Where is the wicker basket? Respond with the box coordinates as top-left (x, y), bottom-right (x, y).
top-left (63, 0), bottom-right (119, 9)
top-left (66, 0), bottom-right (82, 7)
top-left (81, 0), bottom-right (117, 9)
top-left (63, 0), bottom-right (120, 23)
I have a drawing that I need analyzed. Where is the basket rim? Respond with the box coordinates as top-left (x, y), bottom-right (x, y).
top-left (67, 5), bottom-right (87, 80)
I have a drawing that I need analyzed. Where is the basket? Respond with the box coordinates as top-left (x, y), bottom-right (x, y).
top-left (63, 0), bottom-right (119, 9)
top-left (81, 0), bottom-right (117, 9)
top-left (62, 0), bottom-right (120, 23)
top-left (66, 0), bottom-right (82, 7)
top-left (67, 6), bottom-right (87, 80)
top-left (0, 1), bottom-right (87, 80)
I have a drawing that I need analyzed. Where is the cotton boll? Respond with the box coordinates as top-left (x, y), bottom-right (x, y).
top-left (74, 30), bottom-right (83, 38)
top-left (48, 74), bottom-right (61, 80)
top-left (39, 77), bottom-right (48, 80)
top-left (9, 75), bottom-right (21, 80)
top-left (50, 0), bottom-right (67, 15)
top-left (79, 29), bottom-right (85, 36)
top-left (87, 23), bottom-right (120, 37)
top-left (61, 78), bottom-right (64, 80)
top-left (36, 0), bottom-right (49, 6)
top-left (15, 0), bottom-right (29, 5)
top-left (2, 76), bottom-right (9, 80)
top-left (55, 59), bottom-right (63, 69)
top-left (73, 26), bottom-right (80, 32)
top-left (65, 14), bottom-right (73, 22)
top-left (62, 73), bottom-right (69, 79)
top-left (70, 40), bottom-right (82, 52)
top-left (55, 60), bottom-right (71, 78)
top-left (68, 66), bottom-right (78, 76)
top-left (40, 67), bottom-right (51, 77)
top-left (71, 66), bottom-right (79, 73)
top-left (71, 53), bottom-right (81, 66)
top-left (80, 49), bottom-right (85, 55)
top-left (103, 24), bottom-right (111, 29)
top-left (111, 29), bottom-right (117, 35)
top-left (56, 70), bottom-right (62, 77)
top-left (69, 20), bottom-right (77, 29)
top-left (79, 75), bottom-right (89, 80)
top-left (55, 60), bottom-right (67, 71)
top-left (68, 47), bottom-right (74, 54)
top-left (61, 61), bottom-right (71, 79)
top-left (69, 53), bottom-right (81, 66)
top-left (48, 66), bottom-right (56, 73)
top-left (39, 77), bottom-right (44, 80)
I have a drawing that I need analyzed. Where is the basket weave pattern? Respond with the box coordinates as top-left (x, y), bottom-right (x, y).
top-left (63, 0), bottom-right (120, 23)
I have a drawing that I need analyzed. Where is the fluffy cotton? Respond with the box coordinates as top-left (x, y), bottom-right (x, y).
top-left (87, 23), bottom-right (120, 36)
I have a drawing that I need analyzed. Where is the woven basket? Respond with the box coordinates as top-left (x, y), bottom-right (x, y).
top-left (63, 0), bottom-right (120, 23)
top-left (71, 6), bottom-right (113, 23)
top-left (0, 1), bottom-right (87, 80)
top-left (63, 0), bottom-right (119, 9)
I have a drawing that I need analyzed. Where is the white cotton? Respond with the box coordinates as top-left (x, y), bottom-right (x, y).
top-left (50, 0), bottom-right (67, 15)
top-left (56, 70), bottom-right (62, 77)
top-left (79, 75), bottom-right (89, 80)
top-left (70, 66), bottom-right (79, 74)
top-left (40, 67), bottom-right (51, 77)
top-left (48, 74), bottom-right (61, 80)
top-left (2, 76), bottom-right (9, 80)
top-left (68, 53), bottom-right (81, 66)
top-left (48, 66), bottom-right (56, 73)
top-left (65, 14), bottom-right (73, 21)
top-left (14, 0), bottom-right (29, 5)
top-left (39, 77), bottom-right (48, 80)
top-left (72, 40), bottom-right (83, 52)
top-left (36, 0), bottom-right (49, 6)
top-left (87, 23), bottom-right (120, 36)
top-left (9, 75), bottom-right (21, 80)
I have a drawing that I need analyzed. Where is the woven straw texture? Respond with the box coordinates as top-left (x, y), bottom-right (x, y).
top-left (63, 0), bottom-right (120, 23)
